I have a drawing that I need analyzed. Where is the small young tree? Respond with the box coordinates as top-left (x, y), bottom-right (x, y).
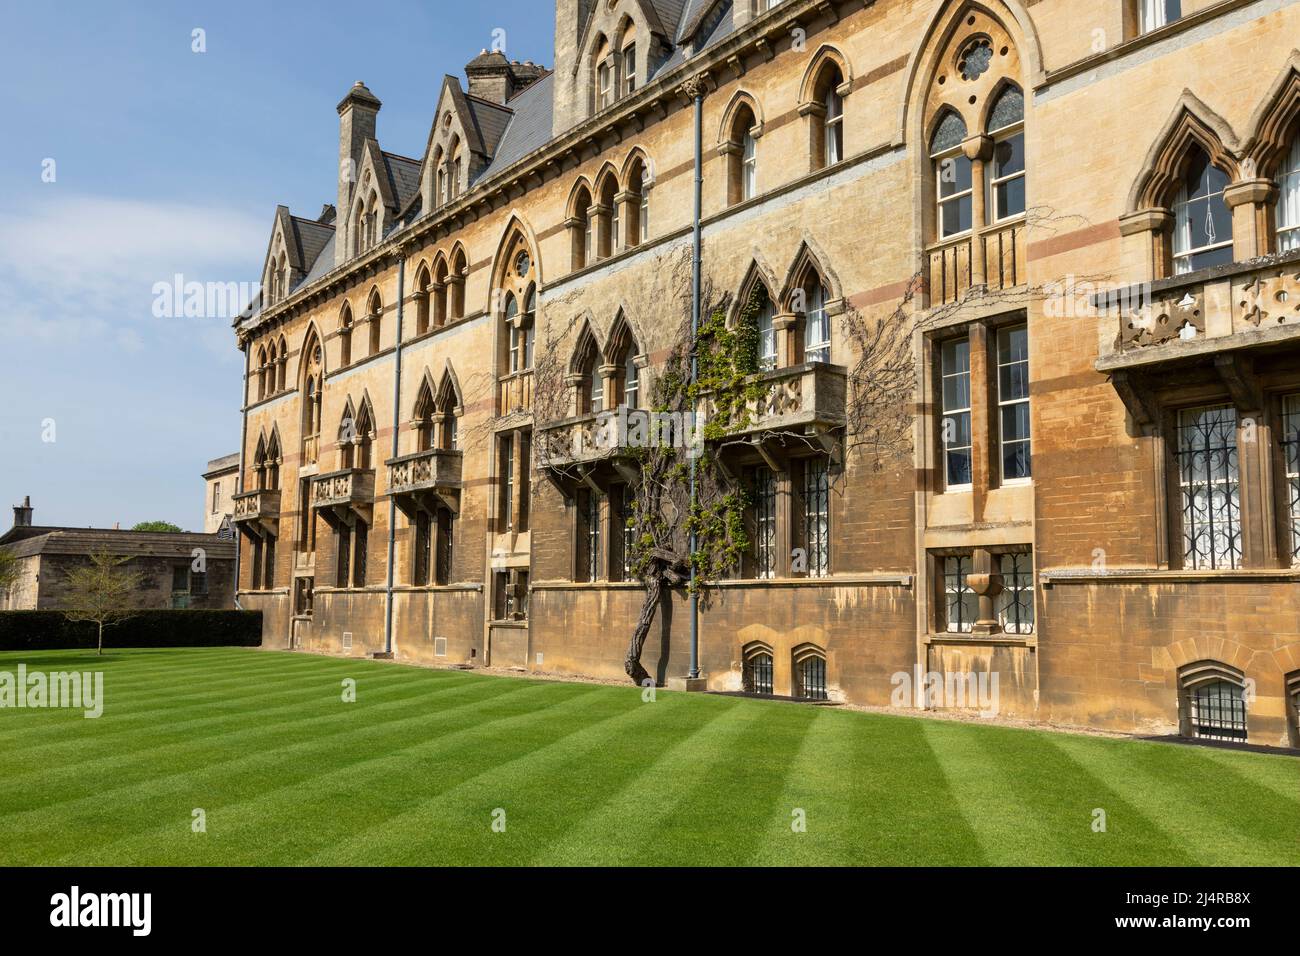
top-left (61, 550), bottom-right (144, 655)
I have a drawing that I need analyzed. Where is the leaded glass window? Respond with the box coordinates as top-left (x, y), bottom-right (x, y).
top-left (997, 553), bottom-right (1035, 634)
top-left (997, 324), bottom-right (1031, 481)
top-left (988, 86), bottom-right (1025, 221)
top-left (941, 338), bottom-right (973, 488)
top-left (931, 111), bottom-right (972, 239)
top-left (803, 459), bottom-right (830, 578)
top-left (944, 555), bottom-right (976, 633)
top-left (1176, 405), bottom-right (1240, 570)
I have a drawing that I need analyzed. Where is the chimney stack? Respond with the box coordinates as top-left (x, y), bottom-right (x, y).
top-left (12, 496), bottom-right (32, 528)
top-left (335, 81), bottom-right (382, 265)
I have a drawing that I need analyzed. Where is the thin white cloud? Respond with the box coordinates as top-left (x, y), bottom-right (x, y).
top-left (0, 193), bottom-right (265, 355)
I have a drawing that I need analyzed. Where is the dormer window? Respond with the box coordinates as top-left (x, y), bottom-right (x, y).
top-left (598, 59), bottom-right (612, 111)
top-left (623, 44), bottom-right (636, 96)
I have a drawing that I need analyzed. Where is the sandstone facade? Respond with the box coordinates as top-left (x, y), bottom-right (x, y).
top-left (232, 0), bottom-right (1300, 747)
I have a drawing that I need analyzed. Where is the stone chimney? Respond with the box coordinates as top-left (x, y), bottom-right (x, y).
top-left (552, 0), bottom-right (594, 135)
top-left (335, 81), bottom-right (382, 265)
top-left (465, 51), bottom-right (546, 105)
top-left (12, 496), bottom-right (32, 528)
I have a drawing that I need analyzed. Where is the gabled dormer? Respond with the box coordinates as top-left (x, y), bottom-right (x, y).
top-left (415, 70), bottom-right (516, 218)
top-left (333, 81), bottom-right (422, 266)
top-left (552, 0), bottom-right (684, 135)
top-left (261, 205), bottom-right (334, 309)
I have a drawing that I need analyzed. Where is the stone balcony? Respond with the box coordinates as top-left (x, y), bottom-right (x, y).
top-left (1094, 251), bottom-right (1300, 425)
top-left (702, 362), bottom-right (848, 444)
top-left (231, 489), bottom-right (280, 537)
top-left (386, 448), bottom-right (463, 515)
top-left (1097, 251), bottom-right (1300, 368)
top-left (311, 468), bottom-right (375, 525)
top-left (538, 411), bottom-right (636, 470)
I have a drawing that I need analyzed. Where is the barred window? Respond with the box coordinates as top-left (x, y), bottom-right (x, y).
top-left (744, 648), bottom-right (774, 696)
top-left (586, 490), bottom-right (601, 582)
top-left (1284, 394), bottom-right (1300, 567)
top-left (943, 555), bottom-right (976, 633)
top-left (1176, 405), bottom-right (1240, 570)
top-left (997, 324), bottom-right (1031, 481)
top-left (435, 508), bottom-right (454, 586)
top-left (795, 651), bottom-right (828, 701)
top-left (754, 466), bottom-right (777, 580)
top-left (190, 571), bottom-right (207, 596)
top-left (997, 553), bottom-right (1034, 634)
top-left (803, 459), bottom-right (830, 578)
top-left (941, 338), bottom-right (973, 488)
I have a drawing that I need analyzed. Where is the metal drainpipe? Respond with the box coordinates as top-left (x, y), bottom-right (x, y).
top-left (383, 253), bottom-right (407, 656)
top-left (234, 338), bottom-right (250, 612)
top-left (688, 85), bottom-right (703, 681)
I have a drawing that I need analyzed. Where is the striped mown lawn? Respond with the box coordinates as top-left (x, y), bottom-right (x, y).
top-left (0, 647), bottom-right (1296, 866)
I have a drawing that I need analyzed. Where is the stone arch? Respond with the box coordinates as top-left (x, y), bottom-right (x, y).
top-left (897, 0), bottom-right (1044, 146)
top-left (798, 44), bottom-right (853, 107)
top-left (490, 212), bottom-right (543, 295)
top-left (569, 315), bottom-right (604, 376)
top-left (778, 237), bottom-right (844, 312)
top-left (729, 255), bottom-right (781, 326)
top-left (1127, 91), bottom-right (1241, 213)
top-left (1242, 51), bottom-right (1300, 178)
top-left (717, 89), bottom-right (764, 148)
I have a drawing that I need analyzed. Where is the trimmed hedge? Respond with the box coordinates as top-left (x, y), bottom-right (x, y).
top-left (0, 610), bottom-right (263, 651)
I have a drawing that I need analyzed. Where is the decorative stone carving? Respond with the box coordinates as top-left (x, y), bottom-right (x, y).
top-left (1119, 289), bottom-right (1205, 349)
top-left (1238, 269), bottom-right (1300, 327)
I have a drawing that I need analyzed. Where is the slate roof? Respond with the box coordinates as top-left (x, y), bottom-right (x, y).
top-left (382, 152), bottom-right (422, 210)
top-left (0, 527), bottom-right (236, 559)
top-left (476, 72), bottom-right (557, 184)
top-left (250, 1), bottom-right (742, 324)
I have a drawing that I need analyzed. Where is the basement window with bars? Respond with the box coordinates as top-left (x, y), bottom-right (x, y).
top-left (794, 650), bottom-right (828, 702)
top-left (996, 552), bottom-right (1034, 634)
top-left (1175, 405), bottom-right (1241, 570)
top-left (744, 647), bottom-right (774, 696)
top-left (1189, 680), bottom-right (1247, 740)
top-left (943, 555), bottom-right (977, 634)
top-left (1284, 394), bottom-right (1300, 567)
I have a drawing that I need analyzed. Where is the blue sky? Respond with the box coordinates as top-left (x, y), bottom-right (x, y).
top-left (0, 0), bottom-right (555, 531)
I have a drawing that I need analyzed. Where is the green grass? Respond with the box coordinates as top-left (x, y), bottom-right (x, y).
top-left (0, 647), bottom-right (1296, 866)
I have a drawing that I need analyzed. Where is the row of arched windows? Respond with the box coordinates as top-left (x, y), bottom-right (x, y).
top-left (255, 337), bottom-right (288, 402)
top-left (571, 315), bottom-right (642, 416)
top-left (568, 152), bottom-right (652, 269)
top-left (412, 246), bottom-right (468, 335)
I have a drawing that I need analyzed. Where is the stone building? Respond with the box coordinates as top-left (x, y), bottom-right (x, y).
top-left (203, 453), bottom-right (240, 536)
top-left (0, 498), bottom-right (237, 611)
top-left (231, 0), bottom-right (1300, 746)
